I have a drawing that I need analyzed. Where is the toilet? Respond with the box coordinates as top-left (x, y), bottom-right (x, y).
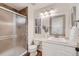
top-left (28, 45), bottom-right (37, 56)
top-left (28, 40), bottom-right (40, 56)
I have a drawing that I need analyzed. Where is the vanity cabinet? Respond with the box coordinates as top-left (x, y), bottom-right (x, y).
top-left (42, 42), bottom-right (76, 56)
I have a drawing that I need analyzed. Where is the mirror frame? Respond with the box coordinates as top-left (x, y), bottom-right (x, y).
top-left (49, 14), bottom-right (65, 37)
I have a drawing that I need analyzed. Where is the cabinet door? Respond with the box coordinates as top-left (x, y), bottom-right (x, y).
top-left (42, 42), bottom-right (76, 56)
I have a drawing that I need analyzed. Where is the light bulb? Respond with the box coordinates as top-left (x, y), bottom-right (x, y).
top-left (40, 13), bottom-right (43, 16)
top-left (44, 11), bottom-right (49, 17)
top-left (44, 11), bottom-right (48, 15)
top-left (40, 13), bottom-right (45, 18)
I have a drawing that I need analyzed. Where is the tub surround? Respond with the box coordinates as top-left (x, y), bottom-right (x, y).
top-left (34, 37), bottom-right (77, 48)
top-left (34, 37), bottom-right (77, 56)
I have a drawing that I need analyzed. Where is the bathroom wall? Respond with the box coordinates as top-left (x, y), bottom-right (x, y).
top-left (28, 5), bottom-right (34, 45)
top-left (75, 4), bottom-right (79, 20)
top-left (28, 4), bottom-right (51, 45)
top-left (33, 3), bottom-right (78, 39)
top-left (27, 3), bottom-right (79, 45)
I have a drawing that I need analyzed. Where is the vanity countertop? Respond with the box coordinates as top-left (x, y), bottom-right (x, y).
top-left (34, 37), bottom-right (77, 48)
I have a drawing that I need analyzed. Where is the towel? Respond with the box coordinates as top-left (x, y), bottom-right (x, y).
top-left (69, 26), bottom-right (79, 45)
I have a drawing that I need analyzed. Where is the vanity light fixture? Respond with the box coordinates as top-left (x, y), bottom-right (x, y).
top-left (40, 11), bottom-right (49, 18)
top-left (49, 10), bottom-right (55, 14)
top-left (40, 9), bottom-right (57, 18)
top-left (49, 10), bottom-right (57, 14)
top-left (49, 9), bottom-right (57, 16)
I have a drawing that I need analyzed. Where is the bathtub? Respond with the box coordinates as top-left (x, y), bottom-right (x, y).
top-left (0, 47), bottom-right (27, 56)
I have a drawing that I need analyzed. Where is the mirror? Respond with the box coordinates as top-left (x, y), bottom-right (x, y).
top-left (35, 14), bottom-right (65, 37)
top-left (35, 18), bottom-right (41, 34)
top-left (50, 14), bottom-right (65, 37)
top-left (42, 17), bottom-right (50, 33)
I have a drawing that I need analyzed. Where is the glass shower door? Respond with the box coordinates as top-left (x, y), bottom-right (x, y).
top-left (0, 8), bottom-right (27, 56)
top-left (0, 8), bottom-right (16, 56)
top-left (15, 15), bottom-right (27, 55)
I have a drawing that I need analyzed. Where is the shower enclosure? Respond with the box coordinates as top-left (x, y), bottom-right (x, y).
top-left (0, 7), bottom-right (27, 56)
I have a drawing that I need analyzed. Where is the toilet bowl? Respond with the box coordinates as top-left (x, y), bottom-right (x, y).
top-left (28, 45), bottom-right (37, 56)
top-left (34, 40), bottom-right (42, 51)
top-left (28, 40), bottom-right (40, 56)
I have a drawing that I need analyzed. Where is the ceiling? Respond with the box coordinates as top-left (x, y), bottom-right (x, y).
top-left (4, 3), bottom-right (79, 11)
top-left (5, 3), bottom-right (52, 11)
top-left (5, 3), bottom-right (30, 10)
